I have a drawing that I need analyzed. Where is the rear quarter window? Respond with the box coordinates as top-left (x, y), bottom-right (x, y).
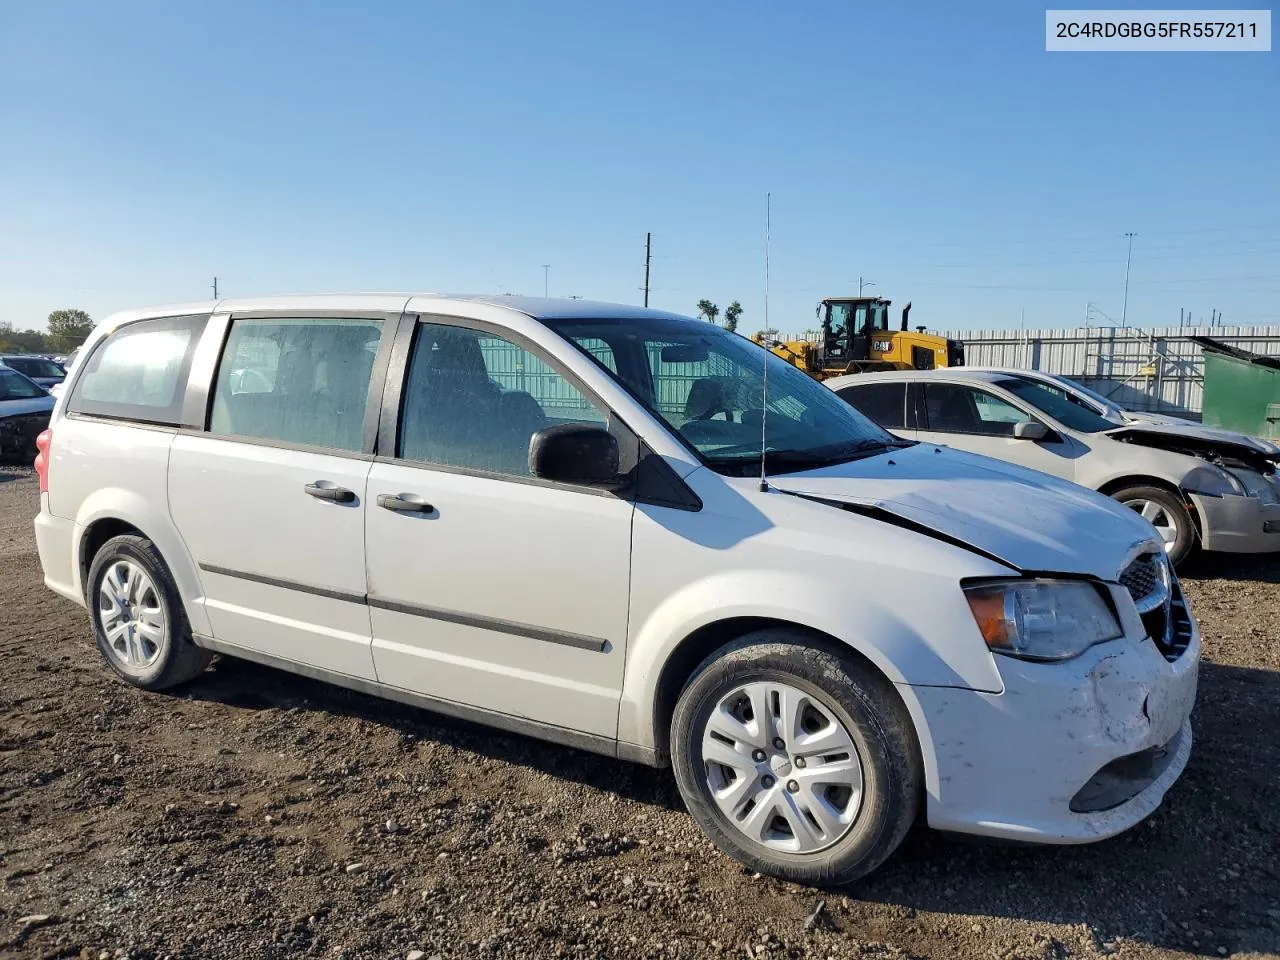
top-left (836, 381), bottom-right (907, 429)
top-left (67, 315), bottom-right (208, 425)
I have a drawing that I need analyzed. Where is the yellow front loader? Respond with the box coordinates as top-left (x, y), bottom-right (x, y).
top-left (754, 296), bottom-right (964, 380)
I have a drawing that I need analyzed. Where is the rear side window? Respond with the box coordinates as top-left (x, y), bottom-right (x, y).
top-left (209, 317), bottom-right (385, 453)
top-left (836, 382), bottom-right (907, 429)
top-left (7, 357), bottom-right (64, 379)
top-left (68, 315), bottom-right (206, 424)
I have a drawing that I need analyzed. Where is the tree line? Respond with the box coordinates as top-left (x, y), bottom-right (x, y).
top-left (695, 299), bottom-right (744, 333)
top-left (0, 309), bottom-right (95, 354)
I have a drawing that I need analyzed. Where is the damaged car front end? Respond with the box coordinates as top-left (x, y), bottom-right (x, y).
top-left (1110, 426), bottom-right (1280, 554)
top-left (767, 447), bottom-right (1200, 844)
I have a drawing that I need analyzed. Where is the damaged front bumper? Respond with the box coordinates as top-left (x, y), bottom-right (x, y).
top-left (1190, 490), bottom-right (1280, 553)
top-left (910, 615), bottom-right (1199, 844)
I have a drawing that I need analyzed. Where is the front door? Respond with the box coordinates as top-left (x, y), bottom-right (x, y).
top-left (364, 319), bottom-right (634, 738)
top-left (169, 313), bottom-right (391, 680)
top-left (913, 381), bottom-right (1080, 481)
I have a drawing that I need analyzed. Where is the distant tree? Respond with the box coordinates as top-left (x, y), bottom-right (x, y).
top-left (47, 309), bottom-right (94, 351)
top-left (0, 320), bottom-right (52, 354)
top-left (724, 301), bottom-right (743, 333)
top-left (696, 299), bottom-right (720, 325)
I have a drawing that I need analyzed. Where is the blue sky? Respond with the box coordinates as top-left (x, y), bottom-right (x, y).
top-left (1, 0), bottom-right (1276, 334)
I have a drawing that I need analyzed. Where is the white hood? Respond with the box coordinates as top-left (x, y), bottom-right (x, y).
top-left (767, 443), bottom-right (1158, 578)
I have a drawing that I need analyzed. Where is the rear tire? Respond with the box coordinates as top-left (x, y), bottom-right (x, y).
top-left (670, 630), bottom-right (921, 887)
top-left (1111, 484), bottom-right (1197, 567)
top-left (86, 534), bottom-right (211, 690)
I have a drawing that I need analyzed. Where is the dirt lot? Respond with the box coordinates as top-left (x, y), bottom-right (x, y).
top-left (1, 464), bottom-right (1278, 960)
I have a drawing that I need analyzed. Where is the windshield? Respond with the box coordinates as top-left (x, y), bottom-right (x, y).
top-left (6, 356), bottom-right (64, 379)
top-left (0, 368), bottom-right (49, 400)
top-left (546, 316), bottom-right (903, 476)
top-left (993, 377), bottom-right (1115, 434)
top-left (1038, 373), bottom-right (1125, 417)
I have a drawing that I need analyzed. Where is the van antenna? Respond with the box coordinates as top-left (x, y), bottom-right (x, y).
top-left (759, 192), bottom-right (771, 493)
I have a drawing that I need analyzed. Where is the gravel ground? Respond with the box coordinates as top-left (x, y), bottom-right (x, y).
top-left (1, 463), bottom-right (1278, 960)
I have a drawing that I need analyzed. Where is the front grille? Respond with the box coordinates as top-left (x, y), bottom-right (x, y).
top-left (1119, 552), bottom-right (1166, 613)
top-left (1137, 581), bottom-right (1193, 663)
top-left (1119, 550), bottom-right (1190, 662)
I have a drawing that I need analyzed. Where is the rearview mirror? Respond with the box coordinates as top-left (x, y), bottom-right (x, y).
top-left (661, 344), bottom-right (709, 363)
top-left (529, 424), bottom-right (623, 488)
top-left (1013, 420), bottom-right (1049, 441)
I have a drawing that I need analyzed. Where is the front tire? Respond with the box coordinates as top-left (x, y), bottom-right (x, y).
top-left (1111, 484), bottom-right (1197, 566)
top-left (670, 631), bottom-right (922, 886)
top-left (86, 534), bottom-right (212, 690)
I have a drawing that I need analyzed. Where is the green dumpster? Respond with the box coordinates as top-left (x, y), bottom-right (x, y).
top-left (1196, 340), bottom-right (1280, 442)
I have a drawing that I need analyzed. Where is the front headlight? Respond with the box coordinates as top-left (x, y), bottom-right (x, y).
top-left (1182, 464), bottom-right (1246, 497)
top-left (964, 579), bottom-right (1123, 662)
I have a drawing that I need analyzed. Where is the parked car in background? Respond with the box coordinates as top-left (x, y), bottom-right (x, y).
top-left (963, 366), bottom-right (1280, 456)
top-left (830, 369), bottom-right (1280, 565)
top-left (0, 365), bottom-right (54, 461)
top-left (0, 354), bottom-right (66, 390)
top-left (34, 295), bottom-right (1198, 885)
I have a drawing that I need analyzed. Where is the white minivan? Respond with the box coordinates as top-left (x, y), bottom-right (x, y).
top-left (34, 295), bottom-right (1199, 885)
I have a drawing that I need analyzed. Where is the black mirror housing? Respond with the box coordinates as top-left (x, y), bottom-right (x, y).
top-left (529, 424), bottom-right (623, 488)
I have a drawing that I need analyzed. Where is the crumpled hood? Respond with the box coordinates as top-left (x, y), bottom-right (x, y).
top-left (766, 443), bottom-right (1158, 578)
top-left (1105, 422), bottom-right (1280, 461)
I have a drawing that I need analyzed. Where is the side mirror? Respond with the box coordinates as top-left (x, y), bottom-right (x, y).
top-left (1013, 420), bottom-right (1049, 441)
top-left (529, 424), bottom-right (623, 488)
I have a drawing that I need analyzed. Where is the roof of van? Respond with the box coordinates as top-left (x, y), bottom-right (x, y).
top-left (98, 294), bottom-right (695, 327)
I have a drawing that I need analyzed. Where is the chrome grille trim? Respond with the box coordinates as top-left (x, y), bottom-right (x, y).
top-left (1119, 551), bottom-right (1171, 615)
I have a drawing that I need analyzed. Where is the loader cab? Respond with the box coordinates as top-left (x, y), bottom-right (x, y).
top-left (820, 297), bottom-right (893, 365)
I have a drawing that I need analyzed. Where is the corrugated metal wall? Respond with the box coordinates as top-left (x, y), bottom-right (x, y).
top-left (776, 326), bottom-right (1280, 416)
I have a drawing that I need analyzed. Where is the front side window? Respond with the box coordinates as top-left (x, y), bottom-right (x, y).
top-left (550, 317), bottom-right (900, 475)
top-left (922, 383), bottom-right (1030, 436)
top-left (7, 357), bottom-right (65, 379)
top-left (0, 368), bottom-right (48, 400)
top-left (398, 322), bottom-right (607, 478)
top-left (68, 315), bottom-right (206, 424)
top-left (209, 317), bottom-right (383, 452)
top-left (835, 382), bottom-right (907, 429)
top-left (993, 377), bottom-right (1114, 434)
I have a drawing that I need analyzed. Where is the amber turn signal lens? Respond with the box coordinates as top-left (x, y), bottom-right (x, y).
top-left (965, 588), bottom-right (1011, 648)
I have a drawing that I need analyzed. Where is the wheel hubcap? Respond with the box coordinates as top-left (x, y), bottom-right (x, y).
top-left (700, 681), bottom-right (864, 854)
top-left (1124, 498), bottom-right (1178, 552)
top-left (98, 560), bottom-right (165, 669)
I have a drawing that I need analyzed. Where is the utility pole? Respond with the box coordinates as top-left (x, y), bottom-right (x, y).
top-left (541, 264), bottom-right (550, 298)
top-left (643, 232), bottom-right (652, 307)
top-left (212, 276), bottom-right (219, 299)
top-left (1121, 232), bottom-right (1136, 328)
top-left (858, 276), bottom-right (874, 297)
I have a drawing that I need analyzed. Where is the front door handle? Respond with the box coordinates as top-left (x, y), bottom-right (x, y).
top-left (304, 481), bottom-right (356, 503)
top-left (377, 493), bottom-right (435, 514)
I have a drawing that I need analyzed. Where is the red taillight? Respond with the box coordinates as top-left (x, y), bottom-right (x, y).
top-left (34, 428), bottom-right (51, 494)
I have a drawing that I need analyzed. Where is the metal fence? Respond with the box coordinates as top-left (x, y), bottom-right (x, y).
top-left (776, 325), bottom-right (1280, 417)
